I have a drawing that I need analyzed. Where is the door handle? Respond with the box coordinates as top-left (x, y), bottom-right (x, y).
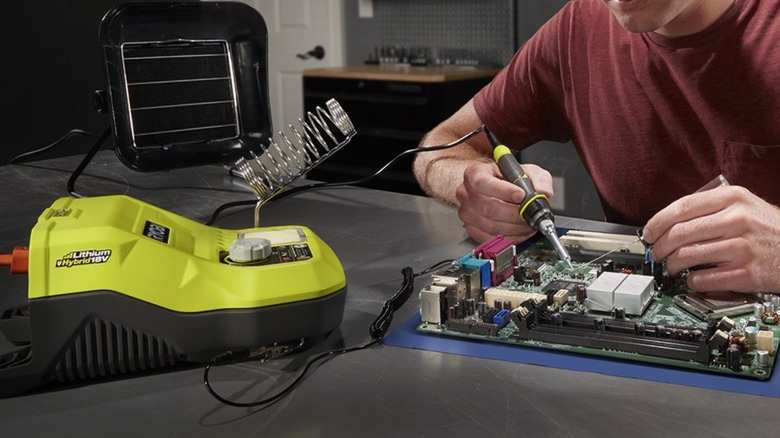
top-left (297, 45), bottom-right (325, 60)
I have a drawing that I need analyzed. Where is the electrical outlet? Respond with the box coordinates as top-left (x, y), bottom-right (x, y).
top-left (550, 176), bottom-right (565, 212)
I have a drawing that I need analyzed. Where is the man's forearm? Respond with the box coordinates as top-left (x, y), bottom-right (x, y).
top-left (413, 133), bottom-right (492, 205)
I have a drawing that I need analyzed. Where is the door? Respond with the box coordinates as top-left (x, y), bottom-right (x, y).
top-left (240, 0), bottom-right (344, 136)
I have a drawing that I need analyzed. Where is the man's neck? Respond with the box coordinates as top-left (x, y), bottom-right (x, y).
top-left (656, 0), bottom-right (735, 37)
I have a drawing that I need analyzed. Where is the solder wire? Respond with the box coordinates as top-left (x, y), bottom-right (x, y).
top-left (584, 237), bottom-right (642, 266)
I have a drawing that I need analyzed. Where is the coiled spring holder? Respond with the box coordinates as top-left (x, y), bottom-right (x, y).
top-left (234, 99), bottom-right (356, 226)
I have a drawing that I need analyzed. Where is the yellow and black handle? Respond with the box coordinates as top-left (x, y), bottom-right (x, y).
top-left (486, 127), bottom-right (554, 230)
top-left (484, 126), bottom-right (572, 268)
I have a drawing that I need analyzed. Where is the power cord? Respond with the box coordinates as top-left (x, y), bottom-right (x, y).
top-left (67, 126), bottom-right (111, 198)
top-left (205, 126), bottom-right (486, 225)
top-left (203, 260), bottom-right (453, 408)
top-left (7, 129), bottom-right (97, 165)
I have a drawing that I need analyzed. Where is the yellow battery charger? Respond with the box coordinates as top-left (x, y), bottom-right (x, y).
top-left (0, 195), bottom-right (346, 396)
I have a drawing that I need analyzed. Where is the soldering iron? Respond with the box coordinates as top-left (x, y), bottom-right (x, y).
top-left (485, 126), bottom-right (573, 269)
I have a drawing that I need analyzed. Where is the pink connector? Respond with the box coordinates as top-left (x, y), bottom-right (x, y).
top-left (474, 236), bottom-right (516, 286)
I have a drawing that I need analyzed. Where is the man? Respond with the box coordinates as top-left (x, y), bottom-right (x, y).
top-left (413, 0), bottom-right (780, 293)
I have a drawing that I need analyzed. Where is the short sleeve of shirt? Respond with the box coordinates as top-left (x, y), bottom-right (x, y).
top-left (473, 2), bottom-right (578, 150)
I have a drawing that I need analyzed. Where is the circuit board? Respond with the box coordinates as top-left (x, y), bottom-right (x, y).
top-left (417, 233), bottom-right (780, 380)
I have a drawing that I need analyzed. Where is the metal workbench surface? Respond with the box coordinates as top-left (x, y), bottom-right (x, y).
top-left (0, 152), bottom-right (777, 437)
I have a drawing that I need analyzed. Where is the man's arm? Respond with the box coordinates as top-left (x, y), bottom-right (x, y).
top-left (413, 100), bottom-right (554, 243)
top-left (413, 99), bottom-right (493, 202)
top-left (642, 186), bottom-right (780, 293)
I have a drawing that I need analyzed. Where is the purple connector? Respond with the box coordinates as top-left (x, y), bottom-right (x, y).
top-left (474, 235), bottom-right (517, 286)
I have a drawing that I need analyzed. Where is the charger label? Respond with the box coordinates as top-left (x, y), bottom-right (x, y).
top-left (56, 249), bottom-right (112, 268)
top-left (143, 221), bottom-right (171, 244)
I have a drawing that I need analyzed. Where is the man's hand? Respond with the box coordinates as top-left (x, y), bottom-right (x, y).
top-left (642, 186), bottom-right (780, 293)
top-left (456, 160), bottom-right (554, 243)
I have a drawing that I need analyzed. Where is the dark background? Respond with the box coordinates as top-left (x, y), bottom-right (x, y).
top-left (2, 1), bottom-right (598, 220)
top-left (3, 1), bottom-right (571, 166)
top-left (1, 1), bottom-right (170, 165)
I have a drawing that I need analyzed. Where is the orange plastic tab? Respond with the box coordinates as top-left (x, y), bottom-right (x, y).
top-left (0, 246), bottom-right (29, 274)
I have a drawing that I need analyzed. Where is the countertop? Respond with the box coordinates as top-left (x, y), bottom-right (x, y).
top-left (0, 151), bottom-right (778, 437)
top-left (303, 64), bottom-right (502, 83)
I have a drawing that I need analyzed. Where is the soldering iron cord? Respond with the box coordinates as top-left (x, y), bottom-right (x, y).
top-left (204, 262), bottom-right (453, 408)
top-left (207, 126), bottom-right (486, 225)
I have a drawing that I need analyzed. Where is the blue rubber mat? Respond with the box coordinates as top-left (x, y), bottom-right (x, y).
top-left (383, 313), bottom-right (780, 398)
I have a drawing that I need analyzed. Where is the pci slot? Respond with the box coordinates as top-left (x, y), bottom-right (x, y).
top-left (511, 304), bottom-right (711, 363)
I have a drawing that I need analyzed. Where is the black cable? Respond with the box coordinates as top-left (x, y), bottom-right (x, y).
top-left (203, 338), bottom-right (381, 408)
top-left (67, 126), bottom-right (111, 198)
top-left (7, 129), bottom-right (97, 165)
top-left (413, 259), bottom-right (455, 278)
top-left (271, 125), bottom-right (488, 200)
top-left (369, 266), bottom-right (415, 340)
top-left (207, 126), bottom-right (486, 225)
top-left (204, 199), bottom-right (257, 226)
top-left (204, 261), bottom-right (451, 408)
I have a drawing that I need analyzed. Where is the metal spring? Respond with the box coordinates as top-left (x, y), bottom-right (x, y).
top-left (234, 99), bottom-right (356, 225)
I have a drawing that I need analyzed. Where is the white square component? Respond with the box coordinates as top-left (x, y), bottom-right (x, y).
top-left (586, 272), bottom-right (654, 315)
top-left (586, 272), bottom-right (624, 312)
top-left (420, 284), bottom-right (448, 324)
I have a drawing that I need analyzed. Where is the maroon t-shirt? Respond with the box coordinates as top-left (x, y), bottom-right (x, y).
top-left (474, 0), bottom-right (780, 226)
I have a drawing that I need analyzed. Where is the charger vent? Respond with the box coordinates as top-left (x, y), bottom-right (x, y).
top-left (54, 318), bottom-right (178, 383)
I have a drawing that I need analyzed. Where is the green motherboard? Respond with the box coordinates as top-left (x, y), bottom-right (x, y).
top-left (417, 233), bottom-right (779, 380)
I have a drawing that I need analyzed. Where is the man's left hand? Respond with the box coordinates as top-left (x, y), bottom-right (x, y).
top-left (642, 186), bottom-right (780, 293)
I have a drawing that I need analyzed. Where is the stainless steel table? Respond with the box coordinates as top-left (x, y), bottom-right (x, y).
top-left (0, 152), bottom-right (777, 437)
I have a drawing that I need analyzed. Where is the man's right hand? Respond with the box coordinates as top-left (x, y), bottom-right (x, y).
top-left (456, 160), bottom-right (554, 243)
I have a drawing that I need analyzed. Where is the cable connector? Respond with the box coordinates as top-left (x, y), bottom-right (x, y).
top-left (209, 339), bottom-right (305, 366)
top-left (0, 246), bottom-right (29, 275)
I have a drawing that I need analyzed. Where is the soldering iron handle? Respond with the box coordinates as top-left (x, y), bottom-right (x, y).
top-left (494, 148), bottom-right (534, 199)
top-left (487, 130), bottom-right (553, 227)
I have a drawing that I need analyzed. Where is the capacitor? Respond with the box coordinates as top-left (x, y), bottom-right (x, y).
top-left (691, 330), bottom-right (703, 342)
top-left (575, 284), bottom-right (587, 303)
top-left (756, 350), bottom-right (771, 368)
top-left (634, 322), bottom-right (646, 336)
top-left (745, 326), bottom-right (759, 345)
top-left (747, 316), bottom-right (758, 327)
top-left (656, 325), bottom-right (668, 338)
top-left (772, 294), bottom-right (780, 307)
top-left (466, 298), bottom-right (476, 316)
top-left (477, 301), bottom-right (487, 316)
top-left (494, 299), bottom-right (503, 310)
top-left (448, 306), bottom-right (457, 321)
top-left (503, 300), bottom-right (513, 310)
top-left (551, 312), bottom-right (563, 326)
top-left (726, 345), bottom-right (742, 370)
top-left (754, 303), bottom-right (765, 318)
top-left (613, 307), bottom-right (626, 320)
top-left (764, 301), bottom-right (776, 313)
top-left (513, 265), bottom-right (526, 283)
